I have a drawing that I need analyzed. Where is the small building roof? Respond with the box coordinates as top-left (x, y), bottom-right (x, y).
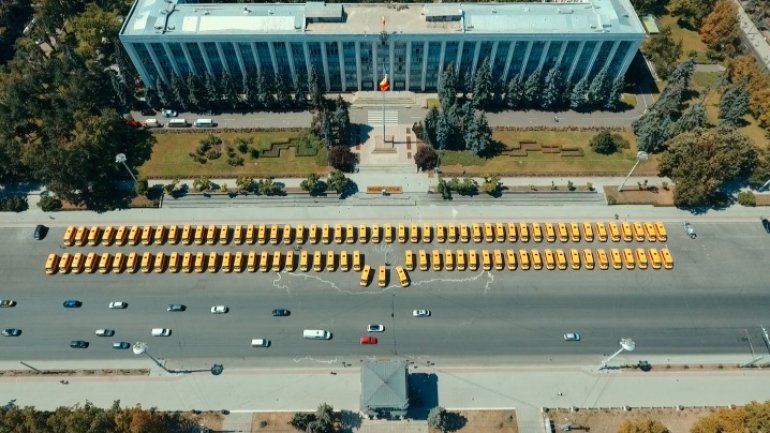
top-left (360, 360), bottom-right (409, 414)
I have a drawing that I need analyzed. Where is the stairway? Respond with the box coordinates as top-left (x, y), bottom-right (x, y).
top-left (353, 91), bottom-right (417, 107)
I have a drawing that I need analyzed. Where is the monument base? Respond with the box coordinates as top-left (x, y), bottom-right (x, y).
top-left (372, 134), bottom-right (396, 153)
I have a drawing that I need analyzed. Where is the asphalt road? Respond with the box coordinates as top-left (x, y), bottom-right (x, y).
top-left (1, 221), bottom-right (769, 367)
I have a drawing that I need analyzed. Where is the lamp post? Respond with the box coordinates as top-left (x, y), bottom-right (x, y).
top-left (617, 151), bottom-right (648, 192)
top-left (133, 341), bottom-right (224, 376)
top-left (115, 153), bottom-right (138, 183)
top-left (600, 338), bottom-right (636, 370)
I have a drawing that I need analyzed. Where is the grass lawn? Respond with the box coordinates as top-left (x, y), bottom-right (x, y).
top-left (138, 131), bottom-right (329, 179)
top-left (702, 88), bottom-right (770, 148)
top-left (692, 71), bottom-right (723, 91)
top-left (438, 129), bottom-right (659, 177)
top-left (657, 15), bottom-right (712, 63)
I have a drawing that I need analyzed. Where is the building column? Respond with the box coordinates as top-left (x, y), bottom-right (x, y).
top-left (518, 41), bottom-right (533, 78)
top-left (124, 43), bottom-right (152, 88)
top-left (146, 43), bottom-right (168, 83)
top-left (455, 40), bottom-right (464, 71)
top-left (355, 41), bottom-right (362, 90)
top-left (216, 42), bottom-right (230, 74)
top-left (338, 41), bottom-right (346, 91)
top-left (251, 42), bottom-right (262, 74)
top-left (320, 42), bottom-right (331, 91)
top-left (303, 42), bottom-right (312, 77)
top-left (162, 43), bottom-right (181, 77)
top-left (196, 43), bottom-right (213, 76)
top-left (233, 42), bottom-right (247, 77)
top-left (388, 40), bottom-right (395, 91)
top-left (437, 41), bottom-right (446, 87)
top-left (489, 41), bottom-right (499, 70)
top-left (470, 40), bottom-right (481, 76)
top-left (601, 40), bottom-right (621, 72)
top-left (268, 42), bottom-right (279, 75)
top-left (581, 40), bottom-right (603, 81)
top-left (536, 41), bottom-right (550, 72)
top-left (554, 41), bottom-right (568, 70)
top-left (405, 41), bottom-right (412, 90)
top-left (181, 43), bottom-right (197, 75)
top-left (372, 42), bottom-right (378, 89)
top-left (616, 41), bottom-right (638, 81)
top-left (284, 42), bottom-right (296, 79)
top-left (567, 41), bottom-right (585, 81)
top-left (420, 41), bottom-right (429, 91)
top-left (502, 41), bottom-right (516, 82)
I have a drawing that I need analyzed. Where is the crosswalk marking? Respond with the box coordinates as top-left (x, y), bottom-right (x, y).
top-left (367, 110), bottom-right (399, 125)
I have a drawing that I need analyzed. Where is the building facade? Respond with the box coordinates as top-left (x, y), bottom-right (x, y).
top-left (119, 0), bottom-right (646, 92)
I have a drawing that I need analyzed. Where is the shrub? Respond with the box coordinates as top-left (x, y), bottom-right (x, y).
top-left (2, 195), bottom-right (28, 212)
top-left (567, 180), bottom-right (576, 191)
top-left (226, 147), bottom-right (236, 158)
top-left (607, 195), bottom-right (618, 205)
top-left (249, 148), bottom-right (260, 159)
top-left (227, 156), bottom-right (244, 166)
top-left (235, 137), bottom-right (253, 153)
top-left (206, 149), bottom-right (222, 160)
top-left (38, 196), bottom-right (63, 212)
top-left (586, 181), bottom-right (594, 191)
top-left (134, 179), bottom-right (149, 196)
top-left (589, 130), bottom-right (627, 155)
top-left (737, 190), bottom-right (756, 207)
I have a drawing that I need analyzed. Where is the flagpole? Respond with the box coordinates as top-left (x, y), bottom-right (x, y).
top-left (382, 63), bottom-right (386, 147)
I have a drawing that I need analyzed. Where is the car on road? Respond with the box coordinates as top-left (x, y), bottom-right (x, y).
top-left (367, 324), bottom-right (384, 332)
top-left (413, 309), bottom-right (431, 317)
top-left (108, 301), bottom-right (127, 309)
top-left (0, 300), bottom-right (16, 308)
top-left (95, 329), bottom-right (115, 337)
top-left (272, 308), bottom-right (290, 317)
top-left (70, 340), bottom-right (89, 348)
top-left (167, 304), bottom-right (186, 312)
top-left (34, 224), bottom-right (47, 240)
top-left (63, 300), bottom-right (82, 308)
top-left (211, 305), bottom-right (229, 314)
top-left (563, 332), bottom-right (581, 342)
top-left (2, 328), bottom-right (21, 337)
top-left (360, 336), bottom-right (378, 345)
top-left (762, 217), bottom-right (770, 233)
top-left (112, 341), bottom-right (131, 350)
top-left (151, 328), bottom-right (171, 337)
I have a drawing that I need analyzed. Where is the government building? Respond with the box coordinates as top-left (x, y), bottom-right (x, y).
top-left (119, 0), bottom-right (646, 92)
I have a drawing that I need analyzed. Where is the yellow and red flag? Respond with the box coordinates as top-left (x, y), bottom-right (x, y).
top-left (379, 73), bottom-right (390, 92)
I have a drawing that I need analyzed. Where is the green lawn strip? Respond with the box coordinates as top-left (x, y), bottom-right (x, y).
top-left (439, 129), bottom-right (658, 176)
top-left (657, 15), bottom-right (712, 63)
top-left (138, 131), bottom-right (329, 179)
top-left (692, 71), bottom-right (723, 90)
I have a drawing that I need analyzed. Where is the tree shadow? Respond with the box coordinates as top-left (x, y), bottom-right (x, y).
top-left (444, 412), bottom-right (468, 432)
top-left (407, 372), bottom-right (439, 420)
top-left (625, 52), bottom-right (660, 94)
top-left (338, 410), bottom-right (363, 433)
top-left (482, 140), bottom-right (507, 158)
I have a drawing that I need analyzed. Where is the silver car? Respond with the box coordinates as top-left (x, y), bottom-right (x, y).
top-left (96, 329), bottom-right (115, 337)
top-left (367, 324), bottom-right (385, 332)
top-left (563, 332), bottom-right (581, 342)
top-left (211, 305), bottom-right (229, 314)
top-left (412, 309), bottom-right (431, 317)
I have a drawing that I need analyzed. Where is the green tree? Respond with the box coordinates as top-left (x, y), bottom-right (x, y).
top-left (523, 71), bottom-right (542, 108)
top-left (481, 175), bottom-right (503, 196)
top-left (257, 71), bottom-right (273, 110)
top-left (154, 76), bottom-right (172, 108)
top-left (505, 75), bottom-right (526, 109)
top-left (67, 3), bottom-right (122, 66)
top-left (301, 173), bottom-right (328, 196)
top-left (587, 68), bottom-right (611, 108)
top-left (659, 127), bottom-right (758, 208)
top-left (541, 68), bottom-right (565, 110)
top-left (193, 176), bottom-right (212, 192)
top-left (331, 96), bottom-right (351, 146)
top-left (471, 58), bottom-right (493, 109)
top-left (243, 74), bottom-right (260, 109)
top-left (327, 170), bottom-right (351, 194)
top-left (464, 112), bottom-right (492, 157)
top-left (630, 0), bottom-right (668, 14)
top-left (427, 407), bottom-right (451, 432)
top-left (641, 27), bottom-right (683, 80)
top-left (669, 0), bottom-right (717, 29)
top-left (134, 178), bottom-right (149, 196)
top-left (0, 0), bottom-right (34, 64)
top-left (423, 107), bottom-right (440, 147)
top-left (590, 130), bottom-right (625, 155)
top-left (439, 64), bottom-right (458, 109)
top-left (235, 176), bottom-right (255, 193)
top-left (293, 75), bottom-right (308, 110)
top-left (670, 103), bottom-right (709, 135)
top-left (274, 73), bottom-right (291, 111)
top-left (414, 145), bottom-right (438, 171)
top-left (437, 178), bottom-right (452, 200)
top-left (719, 85), bottom-right (749, 127)
top-left (204, 73), bottom-right (220, 109)
top-left (308, 65), bottom-right (324, 109)
top-left (257, 177), bottom-right (283, 195)
top-left (187, 73), bottom-right (206, 111)
top-left (328, 145), bottom-right (356, 172)
top-left (617, 417), bottom-right (670, 433)
top-left (606, 78), bottom-right (625, 111)
top-left (700, 0), bottom-right (739, 59)
top-left (569, 77), bottom-right (589, 110)
top-left (221, 72), bottom-right (240, 111)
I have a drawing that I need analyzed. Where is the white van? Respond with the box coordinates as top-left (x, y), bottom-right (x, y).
top-left (144, 118), bottom-right (159, 127)
top-left (302, 329), bottom-right (331, 340)
top-left (194, 118), bottom-right (214, 128)
top-left (251, 338), bottom-right (271, 347)
top-left (151, 328), bottom-right (171, 337)
top-left (168, 119), bottom-right (188, 128)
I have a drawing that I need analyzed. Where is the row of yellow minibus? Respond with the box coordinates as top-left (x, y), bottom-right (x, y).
top-left (61, 221), bottom-right (668, 248)
top-left (402, 247), bottom-right (674, 271)
top-left (45, 250), bottom-right (369, 275)
top-left (359, 265), bottom-right (410, 288)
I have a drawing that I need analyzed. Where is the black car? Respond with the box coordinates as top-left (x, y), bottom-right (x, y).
top-left (762, 217), bottom-right (770, 233)
top-left (112, 341), bottom-right (131, 350)
top-left (1, 328), bottom-right (21, 337)
top-left (0, 300), bottom-right (16, 308)
top-left (34, 224), bottom-right (47, 240)
top-left (63, 300), bottom-right (82, 308)
top-left (70, 340), bottom-right (89, 349)
top-left (272, 308), bottom-right (290, 317)
top-left (167, 304), bottom-right (186, 312)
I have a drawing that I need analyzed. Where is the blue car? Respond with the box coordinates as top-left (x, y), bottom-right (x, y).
top-left (63, 300), bottom-right (82, 308)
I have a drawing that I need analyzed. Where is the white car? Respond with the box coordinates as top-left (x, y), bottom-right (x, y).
top-left (211, 305), bottom-right (229, 314)
top-left (563, 332), bottom-right (581, 342)
top-left (367, 324), bottom-right (384, 332)
top-left (108, 301), bottom-right (127, 309)
top-left (412, 309), bottom-right (431, 317)
top-left (95, 329), bottom-right (115, 337)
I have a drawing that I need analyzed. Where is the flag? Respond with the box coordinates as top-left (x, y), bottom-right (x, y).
top-left (379, 73), bottom-right (390, 92)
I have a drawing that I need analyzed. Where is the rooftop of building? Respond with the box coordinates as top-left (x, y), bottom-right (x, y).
top-left (120, 0), bottom-right (645, 38)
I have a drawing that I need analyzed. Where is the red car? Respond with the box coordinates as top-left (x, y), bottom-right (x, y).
top-left (360, 336), bottom-right (378, 345)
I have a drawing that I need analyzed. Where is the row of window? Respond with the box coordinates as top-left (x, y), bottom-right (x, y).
top-left (127, 38), bottom-right (636, 92)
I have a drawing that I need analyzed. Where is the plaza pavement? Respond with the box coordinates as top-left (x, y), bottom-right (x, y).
top-left (1, 355), bottom-right (769, 433)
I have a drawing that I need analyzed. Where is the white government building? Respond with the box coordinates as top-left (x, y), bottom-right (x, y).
top-left (119, 0), bottom-right (646, 92)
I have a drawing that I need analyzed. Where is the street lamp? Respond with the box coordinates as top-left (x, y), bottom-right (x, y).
top-left (617, 151), bottom-right (648, 192)
top-left (600, 338), bottom-right (636, 370)
top-left (133, 341), bottom-right (224, 375)
top-left (115, 153), bottom-right (138, 183)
